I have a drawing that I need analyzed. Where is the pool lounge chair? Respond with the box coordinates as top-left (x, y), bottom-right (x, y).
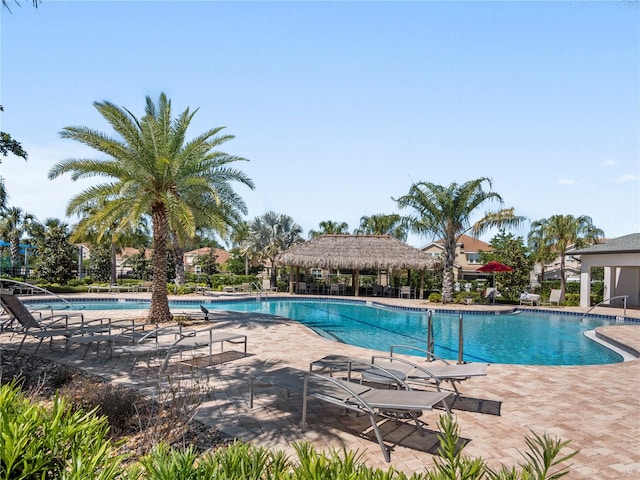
top-left (484, 287), bottom-right (497, 304)
top-left (519, 292), bottom-right (540, 306)
top-left (385, 346), bottom-right (488, 397)
top-left (248, 366), bottom-right (452, 462)
top-left (310, 352), bottom-right (487, 398)
top-left (398, 286), bottom-right (416, 299)
top-left (542, 289), bottom-right (562, 307)
top-left (113, 325), bottom-right (247, 371)
top-left (0, 292), bottom-right (112, 353)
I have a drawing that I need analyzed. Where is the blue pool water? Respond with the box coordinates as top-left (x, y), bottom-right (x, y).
top-left (26, 298), bottom-right (624, 366)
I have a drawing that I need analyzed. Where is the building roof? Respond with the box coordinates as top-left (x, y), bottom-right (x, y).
top-left (422, 233), bottom-right (492, 252)
top-left (184, 247), bottom-right (230, 264)
top-left (571, 233), bottom-right (640, 255)
top-left (119, 247), bottom-right (152, 258)
top-left (277, 234), bottom-right (436, 270)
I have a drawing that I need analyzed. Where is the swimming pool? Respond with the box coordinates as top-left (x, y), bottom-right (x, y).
top-left (26, 297), bottom-right (626, 366)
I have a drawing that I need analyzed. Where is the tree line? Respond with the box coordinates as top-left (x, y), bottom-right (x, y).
top-left (1, 93), bottom-right (604, 322)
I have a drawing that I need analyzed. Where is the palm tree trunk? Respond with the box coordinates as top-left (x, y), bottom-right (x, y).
top-left (110, 242), bottom-right (117, 284)
top-left (559, 253), bottom-right (566, 301)
top-left (9, 235), bottom-right (20, 276)
top-left (441, 236), bottom-right (456, 304)
top-left (270, 257), bottom-right (277, 289)
top-left (149, 206), bottom-right (172, 323)
top-left (171, 234), bottom-right (185, 285)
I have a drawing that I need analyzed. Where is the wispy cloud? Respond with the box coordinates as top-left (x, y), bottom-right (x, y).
top-left (558, 178), bottom-right (576, 185)
top-left (602, 159), bottom-right (617, 167)
top-left (612, 174), bottom-right (640, 183)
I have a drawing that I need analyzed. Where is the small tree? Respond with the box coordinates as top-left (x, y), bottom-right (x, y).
top-left (126, 247), bottom-right (153, 280)
top-left (32, 220), bottom-right (76, 284)
top-left (481, 230), bottom-right (533, 301)
top-left (88, 241), bottom-right (113, 282)
top-left (195, 249), bottom-right (219, 275)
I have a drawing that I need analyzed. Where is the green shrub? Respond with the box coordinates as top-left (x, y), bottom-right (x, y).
top-left (0, 381), bottom-right (126, 479)
top-left (565, 293), bottom-right (580, 307)
top-left (126, 415), bottom-right (577, 480)
top-left (166, 283), bottom-right (194, 295)
top-left (428, 292), bottom-right (442, 303)
top-left (454, 291), bottom-right (482, 304)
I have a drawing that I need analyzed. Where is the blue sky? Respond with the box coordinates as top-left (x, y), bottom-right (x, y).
top-left (1, 1), bottom-right (638, 247)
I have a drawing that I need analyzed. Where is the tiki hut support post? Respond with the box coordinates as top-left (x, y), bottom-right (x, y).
top-left (288, 269), bottom-right (295, 294)
top-left (354, 270), bottom-right (360, 297)
top-left (419, 270), bottom-right (425, 300)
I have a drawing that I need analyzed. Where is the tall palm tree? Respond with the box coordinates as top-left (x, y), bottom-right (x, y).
top-left (527, 219), bottom-right (556, 286)
top-left (395, 177), bottom-right (525, 303)
top-left (354, 213), bottom-right (407, 241)
top-left (308, 220), bottom-right (350, 238)
top-left (0, 207), bottom-right (36, 275)
top-left (529, 215), bottom-right (604, 299)
top-left (246, 211), bottom-right (303, 286)
top-left (48, 93), bottom-right (254, 322)
top-left (230, 221), bottom-right (251, 275)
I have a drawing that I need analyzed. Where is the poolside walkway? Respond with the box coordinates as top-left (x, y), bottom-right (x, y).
top-left (2, 293), bottom-right (639, 478)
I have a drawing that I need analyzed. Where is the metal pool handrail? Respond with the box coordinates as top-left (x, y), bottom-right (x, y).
top-left (0, 278), bottom-right (75, 309)
top-left (580, 295), bottom-right (628, 322)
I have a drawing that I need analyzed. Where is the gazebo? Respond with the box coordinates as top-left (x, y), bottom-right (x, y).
top-left (276, 234), bottom-right (437, 298)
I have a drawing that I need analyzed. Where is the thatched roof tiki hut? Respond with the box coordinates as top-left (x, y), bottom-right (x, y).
top-left (276, 234), bottom-right (436, 298)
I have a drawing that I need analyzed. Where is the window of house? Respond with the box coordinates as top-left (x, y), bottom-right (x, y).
top-left (467, 253), bottom-right (481, 264)
top-left (311, 268), bottom-right (323, 279)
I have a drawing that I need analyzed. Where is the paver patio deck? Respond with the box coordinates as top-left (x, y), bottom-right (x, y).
top-left (2, 293), bottom-right (639, 478)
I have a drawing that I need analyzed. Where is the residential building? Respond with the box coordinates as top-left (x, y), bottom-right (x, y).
top-left (420, 234), bottom-right (493, 283)
top-left (183, 247), bottom-right (230, 274)
top-left (571, 233), bottom-right (640, 309)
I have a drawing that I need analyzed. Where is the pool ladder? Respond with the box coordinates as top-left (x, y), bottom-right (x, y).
top-left (251, 281), bottom-right (268, 301)
top-left (426, 310), bottom-right (466, 364)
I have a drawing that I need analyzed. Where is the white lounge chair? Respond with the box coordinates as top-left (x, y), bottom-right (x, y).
top-left (519, 292), bottom-right (540, 306)
top-left (542, 289), bottom-right (562, 307)
top-left (484, 287), bottom-right (498, 304)
top-left (398, 286), bottom-right (416, 299)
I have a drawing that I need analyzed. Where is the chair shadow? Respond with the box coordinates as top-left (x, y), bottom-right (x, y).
top-left (449, 395), bottom-right (502, 416)
top-left (303, 404), bottom-right (471, 457)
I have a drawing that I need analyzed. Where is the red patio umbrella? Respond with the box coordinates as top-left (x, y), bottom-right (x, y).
top-left (476, 260), bottom-right (513, 287)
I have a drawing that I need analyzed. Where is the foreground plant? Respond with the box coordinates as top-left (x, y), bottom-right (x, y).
top-left (426, 414), bottom-right (578, 480)
top-left (125, 440), bottom-right (291, 480)
top-left (0, 381), bottom-right (126, 479)
top-left (486, 430), bottom-right (577, 480)
top-left (0, 377), bottom-right (578, 480)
